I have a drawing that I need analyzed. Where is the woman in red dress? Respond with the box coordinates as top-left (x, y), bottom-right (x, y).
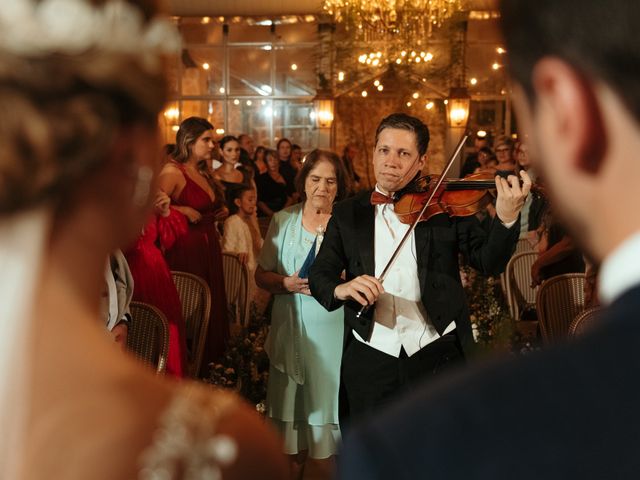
top-left (124, 191), bottom-right (188, 377)
top-left (158, 117), bottom-right (229, 378)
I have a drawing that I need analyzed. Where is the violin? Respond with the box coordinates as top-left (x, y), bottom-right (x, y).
top-left (394, 171), bottom-right (501, 224)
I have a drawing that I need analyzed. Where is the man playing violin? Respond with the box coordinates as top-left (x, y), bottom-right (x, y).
top-left (338, 0), bottom-right (640, 478)
top-left (309, 113), bottom-right (531, 424)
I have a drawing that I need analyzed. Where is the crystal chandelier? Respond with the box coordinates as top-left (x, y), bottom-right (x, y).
top-left (323, 0), bottom-right (465, 43)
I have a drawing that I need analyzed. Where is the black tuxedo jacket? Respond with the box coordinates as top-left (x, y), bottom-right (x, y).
top-left (337, 284), bottom-right (640, 480)
top-left (309, 190), bottom-right (519, 353)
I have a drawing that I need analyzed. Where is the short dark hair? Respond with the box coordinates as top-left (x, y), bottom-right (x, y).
top-left (276, 137), bottom-right (292, 151)
top-left (295, 149), bottom-right (349, 203)
top-left (374, 113), bottom-right (430, 156)
top-left (292, 144), bottom-right (302, 151)
top-left (500, 0), bottom-right (640, 122)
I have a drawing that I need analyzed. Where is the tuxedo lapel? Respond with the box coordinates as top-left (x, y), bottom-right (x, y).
top-left (354, 194), bottom-right (375, 276)
top-left (414, 222), bottom-right (431, 286)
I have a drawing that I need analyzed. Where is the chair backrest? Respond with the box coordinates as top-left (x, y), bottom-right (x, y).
top-left (170, 271), bottom-right (211, 377)
top-left (127, 301), bottom-right (169, 374)
top-left (222, 252), bottom-right (250, 327)
top-left (568, 306), bottom-right (601, 338)
top-left (505, 251), bottom-right (539, 320)
top-left (515, 238), bottom-right (534, 255)
top-left (536, 273), bottom-right (586, 343)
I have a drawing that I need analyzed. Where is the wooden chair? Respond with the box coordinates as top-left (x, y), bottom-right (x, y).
top-left (505, 251), bottom-right (539, 320)
top-left (536, 273), bottom-right (586, 344)
top-left (171, 271), bottom-right (211, 378)
top-left (569, 306), bottom-right (601, 338)
top-left (222, 252), bottom-right (250, 327)
top-left (127, 301), bottom-right (169, 374)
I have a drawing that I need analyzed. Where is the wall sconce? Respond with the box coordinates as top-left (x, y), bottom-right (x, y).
top-left (313, 93), bottom-right (335, 129)
top-left (446, 86), bottom-right (471, 128)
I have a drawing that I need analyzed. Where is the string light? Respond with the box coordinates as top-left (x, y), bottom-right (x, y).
top-left (470, 78), bottom-right (477, 85)
top-left (291, 63), bottom-right (298, 70)
top-left (202, 63), bottom-right (210, 70)
top-left (426, 101), bottom-right (434, 110)
top-left (361, 90), bottom-right (368, 97)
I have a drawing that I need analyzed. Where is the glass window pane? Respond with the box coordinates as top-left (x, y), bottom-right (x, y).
top-left (179, 19), bottom-right (224, 44)
top-left (227, 99), bottom-right (273, 147)
top-left (228, 47), bottom-right (272, 95)
top-left (273, 100), bottom-right (315, 150)
top-left (275, 47), bottom-right (316, 96)
top-left (180, 48), bottom-right (225, 96)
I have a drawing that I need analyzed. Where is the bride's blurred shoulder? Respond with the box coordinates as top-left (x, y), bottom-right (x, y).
top-left (134, 378), bottom-right (288, 480)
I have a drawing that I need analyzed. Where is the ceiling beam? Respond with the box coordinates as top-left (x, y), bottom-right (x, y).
top-left (167, 0), bottom-right (324, 16)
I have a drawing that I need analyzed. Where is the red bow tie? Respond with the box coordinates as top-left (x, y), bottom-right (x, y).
top-left (370, 191), bottom-right (395, 205)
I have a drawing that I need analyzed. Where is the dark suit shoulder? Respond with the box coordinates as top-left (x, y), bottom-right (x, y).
top-left (339, 285), bottom-right (640, 479)
top-left (331, 190), bottom-right (372, 221)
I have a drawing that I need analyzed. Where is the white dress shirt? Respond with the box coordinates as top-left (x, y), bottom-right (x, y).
top-left (599, 231), bottom-right (640, 305)
top-left (353, 187), bottom-right (455, 357)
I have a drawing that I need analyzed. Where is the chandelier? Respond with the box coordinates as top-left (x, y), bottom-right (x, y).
top-left (323, 0), bottom-right (465, 44)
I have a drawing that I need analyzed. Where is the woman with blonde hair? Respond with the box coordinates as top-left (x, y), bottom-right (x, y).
top-left (0, 1), bottom-right (286, 479)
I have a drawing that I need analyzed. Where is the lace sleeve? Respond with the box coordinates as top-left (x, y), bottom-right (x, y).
top-left (138, 387), bottom-right (238, 480)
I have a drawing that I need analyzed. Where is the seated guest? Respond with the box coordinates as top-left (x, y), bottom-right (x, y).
top-left (276, 137), bottom-right (297, 190)
top-left (238, 133), bottom-right (255, 158)
top-left (253, 145), bottom-right (268, 175)
top-left (341, 143), bottom-right (360, 195)
top-left (290, 144), bottom-right (303, 172)
top-left (256, 149), bottom-right (295, 217)
top-left (102, 249), bottom-right (133, 349)
top-left (531, 210), bottom-right (585, 286)
top-left (494, 135), bottom-right (517, 173)
top-left (460, 131), bottom-right (491, 177)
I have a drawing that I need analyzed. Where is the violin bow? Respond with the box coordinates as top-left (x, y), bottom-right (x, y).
top-left (355, 134), bottom-right (469, 320)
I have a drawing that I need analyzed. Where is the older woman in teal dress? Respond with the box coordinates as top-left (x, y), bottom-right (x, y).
top-left (256, 149), bottom-right (349, 479)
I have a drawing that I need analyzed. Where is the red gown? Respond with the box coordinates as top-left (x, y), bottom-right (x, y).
top-left (164, 162), bottom-right (230, 377)
top-left (125, 209), bottom-right (188, 377)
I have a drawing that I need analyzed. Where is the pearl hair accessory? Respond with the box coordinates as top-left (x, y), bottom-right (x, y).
top-left (0, 0), bottom-right (181, 71)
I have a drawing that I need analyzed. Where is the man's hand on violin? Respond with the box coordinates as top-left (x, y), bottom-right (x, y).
top-left (334, 275), bottom-right (384, 306)
top-left (495, 170), bottom-right (532, 224)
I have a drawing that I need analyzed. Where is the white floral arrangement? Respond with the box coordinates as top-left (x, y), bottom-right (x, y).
top-left (0, 0), bottom-right (181, 69)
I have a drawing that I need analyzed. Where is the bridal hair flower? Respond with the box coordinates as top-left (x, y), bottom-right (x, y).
top-left (0, 0), bottom-right (181, 70)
